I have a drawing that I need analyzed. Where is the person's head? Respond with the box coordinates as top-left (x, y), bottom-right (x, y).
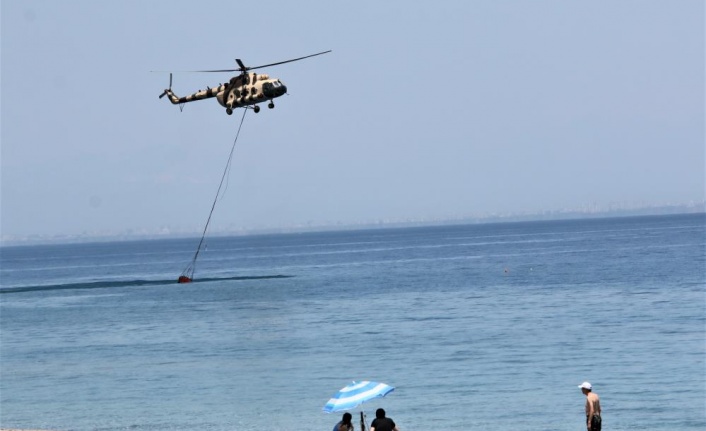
top-left (375, 408), bottom-right (386, 419)
top-left (342, 413), bottom-right (352, 424)
top-left (578, 381), bottom-right (592, 395)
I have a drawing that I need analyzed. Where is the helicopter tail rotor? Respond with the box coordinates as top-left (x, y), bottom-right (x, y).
top-left (158, 73), bottom-right (173, 99)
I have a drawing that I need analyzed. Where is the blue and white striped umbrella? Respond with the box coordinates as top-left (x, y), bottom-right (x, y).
top-left (323, 381), bottom-right (395, 413)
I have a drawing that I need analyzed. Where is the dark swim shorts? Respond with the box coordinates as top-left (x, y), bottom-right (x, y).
top-left (586, 414), bottom-right (602, 431)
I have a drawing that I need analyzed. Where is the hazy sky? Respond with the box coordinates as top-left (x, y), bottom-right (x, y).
top-left (2, 0), bottom-right (704, 238)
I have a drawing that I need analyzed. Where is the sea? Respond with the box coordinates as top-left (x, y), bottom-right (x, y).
top-left (1, 213), bottom-right (704, 431)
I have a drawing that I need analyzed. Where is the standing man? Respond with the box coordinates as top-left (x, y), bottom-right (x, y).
top-left (370, 408), bottom-right (399, 431)
top-left (579, 382), bottom-right (602, 431)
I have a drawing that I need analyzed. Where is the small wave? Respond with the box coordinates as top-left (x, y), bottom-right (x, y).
top-left (0, 274), bottom-right (293, 294)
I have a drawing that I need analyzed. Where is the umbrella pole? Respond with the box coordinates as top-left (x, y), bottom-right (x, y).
top-left (360, 411), bottom-right (366, 431)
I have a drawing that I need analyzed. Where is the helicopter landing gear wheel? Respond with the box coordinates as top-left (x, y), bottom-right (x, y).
top-left (268, 102), bottom-right (275, 109)
top-left (226, 108), bottom-right (233, 115)
top-left (253, 105), bottom-right (261, 113)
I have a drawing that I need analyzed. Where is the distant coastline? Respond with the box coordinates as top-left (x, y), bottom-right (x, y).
top-left (1, 202), bottom-right (704, 247)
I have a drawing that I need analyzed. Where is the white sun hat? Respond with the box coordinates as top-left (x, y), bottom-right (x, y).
top-left (578, 382), bottom-right (592, 390)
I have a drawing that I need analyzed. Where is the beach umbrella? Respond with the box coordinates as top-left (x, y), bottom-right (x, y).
top-left (323, 381), bottom-right (395, 413)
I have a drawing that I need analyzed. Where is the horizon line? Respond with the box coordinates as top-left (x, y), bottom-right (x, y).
top-left (2, 203), bottom-right (703, 247)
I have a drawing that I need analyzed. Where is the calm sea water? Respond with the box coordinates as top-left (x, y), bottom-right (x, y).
top-left (1, 214), bottom-right (704, 431)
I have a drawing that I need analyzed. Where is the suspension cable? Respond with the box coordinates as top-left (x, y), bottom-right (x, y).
top-left (179, 108), bottom-right (248, 282)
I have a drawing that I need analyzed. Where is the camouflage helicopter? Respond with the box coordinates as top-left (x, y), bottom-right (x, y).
top-left (158, 50), bottom-right (331, 115)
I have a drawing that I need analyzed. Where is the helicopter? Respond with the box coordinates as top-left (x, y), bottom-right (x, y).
top-left (158, 50), bottom-right (331, 115)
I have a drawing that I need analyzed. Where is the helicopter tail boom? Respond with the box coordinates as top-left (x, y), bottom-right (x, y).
top-left (157, 72), bottom-right (226, 105)
top-left (159, 85), bottom-right (226, 105)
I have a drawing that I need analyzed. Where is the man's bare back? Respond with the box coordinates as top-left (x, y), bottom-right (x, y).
top-left (585, 392), bottom-right (601, 417)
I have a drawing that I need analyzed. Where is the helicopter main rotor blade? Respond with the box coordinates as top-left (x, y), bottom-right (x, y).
top-left (162, 50), bottom-right (332, 73)
top-left (244, 50), bottom-right (331, 71)
top-left (189, 68), bottom-right (241, 73)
